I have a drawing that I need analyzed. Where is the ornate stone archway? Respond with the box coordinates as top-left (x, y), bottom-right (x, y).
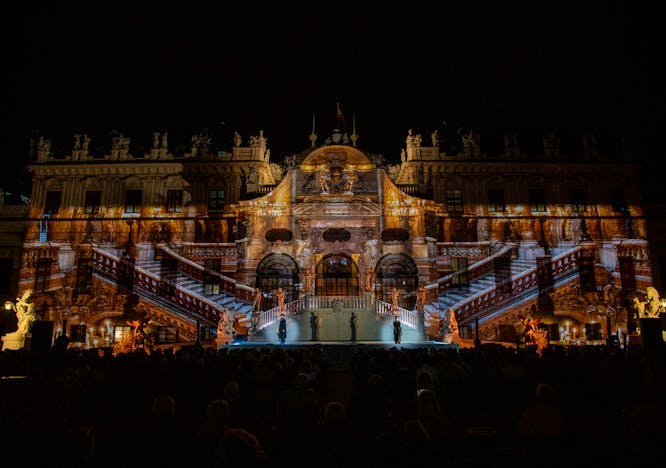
top-left (315, 254), bottom-right (360, 296)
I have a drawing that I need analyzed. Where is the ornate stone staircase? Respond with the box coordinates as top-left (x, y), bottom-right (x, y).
top-left (424, 245), bottom-right (583, 331)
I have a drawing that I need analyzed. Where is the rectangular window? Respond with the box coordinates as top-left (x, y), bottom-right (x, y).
top-left (445, 188), bottom-right (463, 214)
top-left (166, 190), bottom-right (183, 213)
top-left (208, 189), bottom-right (225, 214)
top-left (203, 259), bottom-right (221, 295)
top-left (578, 255), bottom-right (596, 293)
top-left (451, 257), bottom-right (469, 287)
top-left (569, 189), bottom-right (586, 213)
top-left (35, 258), bottom-right (53, 292)
top-left (488, 189), bottom-right (505, 213)
top-left (529, 189), bottom-right (546, 213)
top-left (44, 191), bottom-right (62, 215)
top-left (70, 325), bottom-right (88, 343)
top-left (124, 190), bottom-right (142, 214)
top-left (84, 191), bottom-right (101, 215)
top-left (76, 257), bottom-right (93, 293)
top-left (609, 189), bottom-right (627, 213)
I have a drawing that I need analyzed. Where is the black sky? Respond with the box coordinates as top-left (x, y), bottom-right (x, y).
top-left (5, 1), bottom-right (664, 200)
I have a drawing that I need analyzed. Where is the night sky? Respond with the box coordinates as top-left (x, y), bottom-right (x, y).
top-left (5, 2), bottom-right (663, 201)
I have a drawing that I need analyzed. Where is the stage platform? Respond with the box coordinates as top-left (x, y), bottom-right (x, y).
top-left (220, 340), bottom-right (461, 350)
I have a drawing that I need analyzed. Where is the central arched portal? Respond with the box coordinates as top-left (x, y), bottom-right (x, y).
top-left (315, 254), bottom-right (360, 296)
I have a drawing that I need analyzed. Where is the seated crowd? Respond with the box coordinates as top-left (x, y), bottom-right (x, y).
top-left (0, 342), bottom-right (664, 467)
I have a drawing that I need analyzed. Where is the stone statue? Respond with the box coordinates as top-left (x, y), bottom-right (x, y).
top-left (37, 136), bottom-right (51, 154)
top-left (406, 128), bottom-right (415, 147)
top-left (414, 133), bottom-right (422, 147)
top-left (401, 148), bottom-right (406, 162)
top-left (217, 308), bottom-right (230, 335)
top-left (303, 272), bottom-right (314, 295)
top-left (416, 164), bottom-right (425, 184)
top-left (440, 308), bottom-right (461, 344)
top-left (74, 134), bottom-right (81, 150)
top-left (295, 238), bottom-right (313, 269)
top-left (2, 289), bottom-right (39, 350)
top-left (633, 287), bottom-right (662, 318)
top-left (362, 239), bottom-right (379, 269)
top-left (387, 164), bottom-right (401, 181)
top-left (391, 287), bottom-right (400, 311)
top-left (161, 132), bottom-right (168, 149)
top-left (233, 131), bottom-right (242, 147)
top-left (365, 268), bottom-right (376, 293)
top-left (416, 287), bottom-right (427, 311)
top-left (431, 129), bottom-right (439, 147)
top-left (276, 287), bottom-right (286, 313)
top-left (82, 134), bottom-right (90, 152)
top-left (112, 134), bottom-right (131, 150)
top-left (247, 165), bottom-right (258, 184)
top-left (252, 288), bottom-right (263, 313)
top-left (258, 129), bottom-right (267, 147)
top-left (153, 132), bottom-right (160, 149)
top-left (462, 130), bottom-right (480, 157)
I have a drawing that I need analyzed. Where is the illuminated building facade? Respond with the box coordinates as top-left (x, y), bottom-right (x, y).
top-left (14, 126), bottom-right (653, 347)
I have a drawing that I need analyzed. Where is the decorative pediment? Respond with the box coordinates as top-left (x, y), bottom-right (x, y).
top-left (293, 197), bottom-right (381, 217)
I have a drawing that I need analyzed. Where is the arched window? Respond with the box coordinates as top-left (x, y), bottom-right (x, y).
top-left (375, 254), bottom-right (419, 309)
top-left (315, 254), bottom-right (359, 296)
top-left (256, 254), bottom-right (300, 310)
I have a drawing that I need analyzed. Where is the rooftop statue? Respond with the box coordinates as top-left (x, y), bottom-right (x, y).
top-left (431, 129), bottom-right (439, 147)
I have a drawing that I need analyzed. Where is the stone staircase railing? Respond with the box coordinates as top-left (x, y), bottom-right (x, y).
top-left (92, 247), bottom-right (224, 325)
top-left (257, 297), bottom-right (305, 331)
top-left (158, 244), bottom-right (255, 302)
top-left (431, 243), bottom-right (516, 295)
top-left (305, 295), bottom-right (368, 310)
top-left (375, 299), bottom-right (420, 329)
top-left (455, 246), bottom-right (583, 325)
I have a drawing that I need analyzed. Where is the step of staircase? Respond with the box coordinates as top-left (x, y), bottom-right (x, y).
top-left (135, 260), bottom-right (252, 318)
top-left (431, 256), bottom-right (537, 315)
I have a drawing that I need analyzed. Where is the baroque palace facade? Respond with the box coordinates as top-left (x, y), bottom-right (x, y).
top-left (9, 124), bottom-right (653, 347)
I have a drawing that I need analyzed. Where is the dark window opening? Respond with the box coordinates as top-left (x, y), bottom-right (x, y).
top-left (569, 189), bottom-right (586, 213)
top-left (529, 189), bottom-right (546, 213)
top-left (381, 228), bottom-right (410, 242)
top-left (265, 229), bottom-right (294, 242)
top-left (166, 190), bottom-right (183, 213)
top-left (204, 259), bottom-right (221, 295)
top-left (488, 189), bottom-right (505, 213)
top-left (35, 258), bottom-right (53, 292)
top-left (609, 189), bottom-right (627, 213)
top-left (84, 191), bottom-right (101, 215)
top-left (124, 190), bottom-right (142, 214)
top-left (446, 188), bottom-right (463, 214)
top-left (208, 190), bottom-right (225, 214)
top-left (44, 191), bottom-right (62, 215)
top-left (76, 257), bottom-right (93, 293)
top-left (578, 255), bottom-right (596, 293)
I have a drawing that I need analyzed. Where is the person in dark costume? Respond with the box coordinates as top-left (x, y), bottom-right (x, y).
top-left (310, 312), bottom-right (319, 341)
top-left (278, 314), bottom-right (287, 344)
top-left (350, 312), bottom-right (357, 342)
top-left (393, 316), bottom-right (402, 344)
